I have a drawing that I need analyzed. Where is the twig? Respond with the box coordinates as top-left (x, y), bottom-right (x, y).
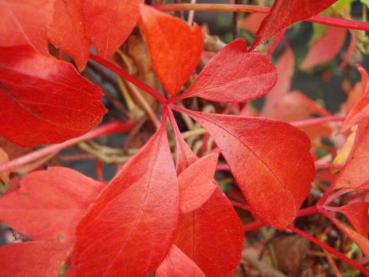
top-left (0, 121), bottom-right (133, 174)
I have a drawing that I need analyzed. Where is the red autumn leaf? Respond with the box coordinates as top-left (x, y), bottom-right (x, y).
top-left (0, 46), bottom-right (106, 147)
top-left (156, 245), bottom-right (206, 277)
top-left (181, 109), bottom-right (315, 229)
top-left (334, 202), bottom-right (369, 237)
top-left (73, 123), bottom-right (179, 277)
top-left (262, 44), bottom-right (295, 115)
top-left (0, 241), bottom-right (72, 277)
top-left (0, 0), bottom-right (52, 54)
top-left (264, 91), bottom-right (332, 140)
top-left (335, 122), bottom-right (369, 190)
top-left (342, 65), bottom-right (369, 132)
top-left (176, 188), bottom-right (243, 277)
top-left (178, 153), bottom-right (218, 213)
top-left (83, 0), bottom-right (143, 59)
top-left (328, 212), bottom-right (369, 259)
top-left (300, 26), bottom-right (346, 70)
top-left (180, 39), bottom-right (277, 103)
top-left (239, 13), bottom-right (267, 34)
top-left (171, 125), bottom-right (243, 276)
top-left (48, 0), bottom-right (90, 71)
top-left (0, 167), bottom-right (103, 242)
top-left (139, 5), bottom-right (203, 96)
top-left (252, 0), bottom-right (337, 48)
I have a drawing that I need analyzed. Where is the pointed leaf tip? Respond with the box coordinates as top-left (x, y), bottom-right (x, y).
top-left (253, 0), bottom-right (337, 48)
top-left (182, 109), bottom-right (315, 229)
top-left (139, 4), bottom-right (203, 95)
top-left (181, 39), bottom-right (277, 103)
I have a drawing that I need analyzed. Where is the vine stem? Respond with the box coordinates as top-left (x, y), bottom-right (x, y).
top-left (288, 225), bottom-right (369, 276)
top-left (292, 115), bottom-right (345, 128)
top-left (154, 4), bottom-right (369, 32)
top-left (242, 205), bottom-right (319, 232)
top-left (218, 162), bottom-right (343, 172)
top-left (90, 54), bottom-right (167, 104)
top-left (0, 121), bottom-right (133, 174)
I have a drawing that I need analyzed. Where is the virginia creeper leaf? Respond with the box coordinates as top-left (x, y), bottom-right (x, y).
top-left (48, 0), bottom-right (90, 71)
top-left (171, 129), bottom-right (243, 276)
top-left (139, 5), bottom-right (203, 96)
top-left (182, 109), bottom-right (315, 229)
top-left (329, 214), bottom-right (369, 258)
top-left (0, 0), bottom-right (53, 54)
top-left (156, 245), bottom-right (206, 277)
top-left (300, 27), bottom-right (346, 70)
top-left (176, 188), bottom-right (243, 277)
top-left (264, 91), bottom-right (332, 140)
top-left (180, 39), bottom-right (277, 103)
top-left (83, 0), bottom-right (143, 58)
top-left (252, 0), bottom-right (337, 48)
top-left (0, 46), bottom-right (106, 147)
top-left (178, 153), bottom-right (218, 213)
top-left (335, 122), bottom-right (369, 189)
top-left (342, 65), bottom-right (369, 131)
top-left (262, 45), bottom-right (295, 115)
top-left (0, 167), bottom-right (103, 242)
top-left (335, 202), bottom-right (369, 237)
top-left (239, 13), bottom-right (267, 34)
top-left (0, 241), bottom-right (72, 277)
top-left (73, 124), bottom-right (179, 277)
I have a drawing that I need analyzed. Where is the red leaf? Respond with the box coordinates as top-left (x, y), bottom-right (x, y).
top-left (83, 0), bottom-right (143, 58)
top-left (180, 39), bottom-right (277, 103)
top-left (48, 0), bottom-right (90, 71)
top-left (342, 65), bottom-right (369, 131)
top-left (139, 5), bottom-right (203, 96)
top-left (0, 46), bottom-right (106, 147)
top-left (178, 153), bottom-right (218, 213)
top-left (262, 45), bottom-right (295, 115)
top-left (156, 245), bottom-right (206, 277)
top-left (73, 124), bottom-right (179, 276)
top-left (170, 123), bottom-right (243, 276)
top-left (0, 0), bottom-right (53, 54)
top-left (176, 188), bottom-right (243, 277)
top-left (252, 0), bottom-right (337, 48)
top-left (335, 122), bottom-right (369, 190)
top-left (328, 213), bottom-right (369, 259)
top-left (335, 202), bottom-right (369, 237)
top-left (239, 13), bottom-right (267, 34)
top-left (263, 91), bottom-right (332, 140)
top-left (300, 27), bottom-right (346, 70)
top-left (0, 241), bottom-right (72, 277)
top-left (181, 109), bottom-right (315, 229)
top-left (0, 167), bottom-right (103, 242)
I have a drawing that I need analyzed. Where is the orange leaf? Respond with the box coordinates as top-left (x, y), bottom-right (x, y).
top-left (139, 5), bottom-right (203, 95)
